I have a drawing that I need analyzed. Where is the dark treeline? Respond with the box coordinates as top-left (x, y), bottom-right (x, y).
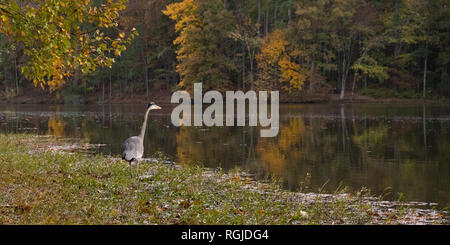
top-left (1, 0), bottom-right (449, 102)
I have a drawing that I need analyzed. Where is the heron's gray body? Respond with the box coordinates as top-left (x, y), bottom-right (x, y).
top-left (121, 102), bottom-right (161, 178)
top-left (122, 136), bottom-right (144, 162)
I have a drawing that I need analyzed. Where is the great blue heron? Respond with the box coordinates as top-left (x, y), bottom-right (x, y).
top-left (122, 102), bottom-right (162, 178)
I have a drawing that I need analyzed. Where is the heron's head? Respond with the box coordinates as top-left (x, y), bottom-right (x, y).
top-left (147, 102), bottom-right (162, 110)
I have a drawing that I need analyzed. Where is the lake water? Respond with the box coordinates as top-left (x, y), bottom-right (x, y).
top-left (1, 103), bottom-right (449, 207)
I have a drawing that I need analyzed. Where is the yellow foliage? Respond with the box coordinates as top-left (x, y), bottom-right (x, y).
top-left (278, 55), bottom-right (306, 93)
top-left (163, 0), bottom-right (202, 89)
top-left (257, 30), bottom-right (288, 65)
top-left (256, 29), bottom-right (306, 93)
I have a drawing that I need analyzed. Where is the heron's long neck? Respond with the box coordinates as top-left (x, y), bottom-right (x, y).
top-left (139, 108), bottom-right (151, 140)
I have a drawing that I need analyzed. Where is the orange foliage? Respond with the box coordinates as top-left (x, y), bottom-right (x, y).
top-left (256, 29), bottom-right (306, 93)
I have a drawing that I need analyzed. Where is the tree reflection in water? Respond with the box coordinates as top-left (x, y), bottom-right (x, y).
top-left (0, 104), bottom-right (449, 207)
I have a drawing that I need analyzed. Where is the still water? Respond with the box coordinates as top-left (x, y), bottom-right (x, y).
top-left (0, 103), bottom-right (449, 207)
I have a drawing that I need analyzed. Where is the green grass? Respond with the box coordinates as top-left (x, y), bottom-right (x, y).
top-left (0, 134), bottom-right (446, 224)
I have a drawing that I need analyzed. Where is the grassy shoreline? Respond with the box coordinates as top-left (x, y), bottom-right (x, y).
top-left (0, 134), bottom-right (446, 225)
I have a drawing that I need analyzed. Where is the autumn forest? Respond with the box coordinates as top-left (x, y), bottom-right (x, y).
top-left (0, 0), bottom-right (449, 102)
top-left (0, 1), bottom-right (449, 226)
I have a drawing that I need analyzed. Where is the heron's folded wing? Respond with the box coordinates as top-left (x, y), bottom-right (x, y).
top-left (122, 138), bottom-right (139, 161)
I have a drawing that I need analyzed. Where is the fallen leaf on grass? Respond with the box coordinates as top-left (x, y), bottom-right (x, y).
top-left (232, 176), bottom-right (241, 181)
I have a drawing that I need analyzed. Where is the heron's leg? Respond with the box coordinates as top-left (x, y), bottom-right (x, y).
top-left (129, 161), bottom-right (133, 178)
top-left (136, 159), bottom-right (141, 189)
top-left (136, 159), bottom-right (140, 178)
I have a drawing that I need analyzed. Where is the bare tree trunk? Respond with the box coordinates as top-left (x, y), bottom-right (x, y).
top-left (249, 49), bottom-right (254, 90)
top-left (74, 69), bottom-right (81, 88)
top-left (309, 59), bottom-right (315, 94)
top-left (144, 60), bottom-right (149, 98)
top-left (109, 103), bottom-right (112, 127)
top-left (288, 7), bottom-right (291, 24)
top-left (241, 42), bottom-right (245, 91)
top-left (264, 8), bottom-right (269, 37)
top-left (340, 56), bottom-right (347, 100)
top-left (340, 81), bottom-right (346, 100)
top-left (257, 0), bottom-right (261, 36)
top-left (394, 37), bottom-right (401, 57)
top-left (14, 55), bottom-right (18, 96)
top-left (363, 73), bottom-right (367, 89)
top-left (3, 62), bottom-right (7, 91)
top-left (102, 78), bottom-right (105, 103)
top-left (109, 70), bottom-right (112, 101)
top-left (393, 0), bottom-right (401, 57)
top-left (351, 72), bottom-right (357, 98)
top-left (274, 0), bottom-right (278, 26)
top-left (339, 39), bottom-right (353, 100)
top-left (423, 46), bottom-right (428, 98)
top-left (119, 81), bottom-right (122, 98)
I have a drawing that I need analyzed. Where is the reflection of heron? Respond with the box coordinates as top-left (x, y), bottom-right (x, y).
top-left (122, 102), bottom-right (161, 178)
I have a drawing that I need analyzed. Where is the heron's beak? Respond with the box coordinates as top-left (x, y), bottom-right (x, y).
top-left (151, 105), bottom-right (162, 110)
